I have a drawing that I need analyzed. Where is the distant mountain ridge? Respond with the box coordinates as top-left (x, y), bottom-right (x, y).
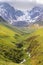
top-left (12, 21), bottom-right (28, 27)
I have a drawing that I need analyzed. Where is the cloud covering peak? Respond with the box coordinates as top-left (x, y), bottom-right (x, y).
top-left (0, 0), bottom-right (43, 3)
top-left (0, 0), bottom-right (43, 10)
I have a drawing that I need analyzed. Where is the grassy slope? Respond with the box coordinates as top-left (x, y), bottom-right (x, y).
top-left (31, 28), bottom-right (43, 65)
top-left (0, 23), bottom-right (25, 65)
top-left (24, 28), bottom-right (43, 65)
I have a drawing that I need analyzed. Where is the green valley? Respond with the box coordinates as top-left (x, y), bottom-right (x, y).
top-left (0, 21), bottom-right (43, 65)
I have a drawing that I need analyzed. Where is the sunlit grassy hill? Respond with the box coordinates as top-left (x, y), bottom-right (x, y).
top-left (0, 22), bottom-right (25, 65)
top-left (25, 28), bottom-right (43, 65)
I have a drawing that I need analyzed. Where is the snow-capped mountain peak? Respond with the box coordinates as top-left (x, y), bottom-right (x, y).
top-left (17, 6), bottom-right (42, 23)
top-left (0, 2), bottom-right (24, 24)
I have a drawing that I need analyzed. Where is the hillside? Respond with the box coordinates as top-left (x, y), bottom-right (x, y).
top-left (0, 22), bottom-right (24, 65)
top-left (24, 28), bottom-right (43, 65)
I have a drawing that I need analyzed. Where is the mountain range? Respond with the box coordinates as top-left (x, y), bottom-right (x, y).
top-left (0, 2), bottom-right (24, 24)
top-left (0, 2), bottom-right (43, 27)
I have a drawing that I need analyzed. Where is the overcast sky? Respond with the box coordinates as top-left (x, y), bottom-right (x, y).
top-left (0, 0), bottom-right (43, 10)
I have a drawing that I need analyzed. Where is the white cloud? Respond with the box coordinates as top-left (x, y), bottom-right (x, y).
top-left (0, 0), bottom-right (35, 2)
top-left (15, 0), bottom-right (32, 2)
top-left (0, 0), bottom-right (13, 2)
top-left (37, 0), bottom-right (43, 4)
top-left (0, 0), bottom-right (43, 4)
top-left (0, 0), bottom-right (43, 10)
top-left (0, 0), bottom-right (28, 2)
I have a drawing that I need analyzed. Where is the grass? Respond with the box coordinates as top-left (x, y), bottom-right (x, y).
top-left (0, 21), bottom-right (43, 65)
top-left (0, 61), bottom-right (24, 65)
top-left (24, 28), bottom-right (43, 65)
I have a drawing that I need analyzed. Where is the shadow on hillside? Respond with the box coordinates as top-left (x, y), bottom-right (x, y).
top-left (25, 35), bottom-right (40, 42)
top-left (25, 35), bottom-right (40, 57)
